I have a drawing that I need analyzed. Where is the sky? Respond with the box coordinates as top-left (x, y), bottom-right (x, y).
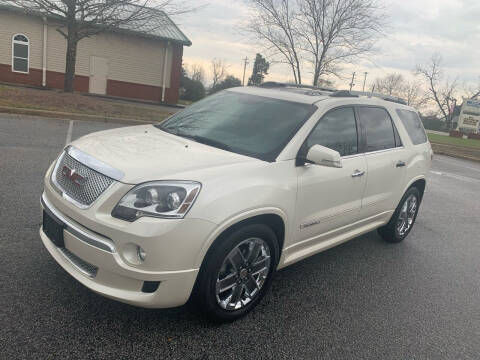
top-left (174, 0), bottom-right (479, 92)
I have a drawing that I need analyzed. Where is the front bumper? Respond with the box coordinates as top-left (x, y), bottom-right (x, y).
top-left (39, 190), bottom-right (213, 308)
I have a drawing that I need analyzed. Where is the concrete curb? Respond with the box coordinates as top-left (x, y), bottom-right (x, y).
top-left (83, 93), bottom-right (186, 109)
top-left (0, 106), bottom-right (153, 125)
top-left (431, 142), bottom-right (480, 163)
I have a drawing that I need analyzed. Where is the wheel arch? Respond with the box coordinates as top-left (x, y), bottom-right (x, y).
top-left (404, 176), bottom-right (426, 201)
top-left (194, 208), bottom-right (288, 270)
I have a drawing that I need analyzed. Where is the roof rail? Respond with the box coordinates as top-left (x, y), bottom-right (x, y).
top-left (330, 90), bottom-right (407, 105)
top-left (330, 90), bottom-right (358, 98)
top-left (258, 82), bottom-right (337, 92)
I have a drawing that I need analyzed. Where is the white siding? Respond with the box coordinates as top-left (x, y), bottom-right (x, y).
top-left (0, 11), bottom-right (173, 88)
top-left (0, 11), bottom-right (44, 70)
top-left (45, 20), bottom-right (172, 87)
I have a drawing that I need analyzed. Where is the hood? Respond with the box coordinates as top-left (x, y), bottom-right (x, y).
top-left (70, 125), bottom-right (258, 184)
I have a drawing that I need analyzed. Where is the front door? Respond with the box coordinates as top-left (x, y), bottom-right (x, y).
top-left (294, 107), bottom-right (367, 245)
top-left (89, 56), bottom-right (108, 95)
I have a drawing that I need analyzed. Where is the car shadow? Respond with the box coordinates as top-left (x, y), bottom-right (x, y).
top-left (52, 228), bottom-right (415, 329)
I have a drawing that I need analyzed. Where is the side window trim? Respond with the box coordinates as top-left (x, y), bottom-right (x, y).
top-left (297, 105), bottom-right (360, 162)
top-left (355, 105), bottom-right (403, 154)
top-left (354, 106), bottom-right (367, 154)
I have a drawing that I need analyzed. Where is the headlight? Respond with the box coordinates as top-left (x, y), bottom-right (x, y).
top-left (112, 181), bottom-right (201, 221)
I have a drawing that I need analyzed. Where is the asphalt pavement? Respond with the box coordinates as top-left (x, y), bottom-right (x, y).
top-left (1, 114), bottom-right (479, 359)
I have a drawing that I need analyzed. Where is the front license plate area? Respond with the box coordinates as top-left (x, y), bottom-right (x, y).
top-left (43, 210), bottom-right (65, 247)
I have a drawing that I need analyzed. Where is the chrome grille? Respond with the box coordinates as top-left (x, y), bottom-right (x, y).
top-left (58, 247), bottom-right (98, 278)
top-left (52, 152), bottom-right (114, 207)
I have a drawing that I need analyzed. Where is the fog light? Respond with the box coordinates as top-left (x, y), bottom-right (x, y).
top-left (122, 243), bottom-right (147, 265)
top-left (137, 245), bottom-right (147, 262)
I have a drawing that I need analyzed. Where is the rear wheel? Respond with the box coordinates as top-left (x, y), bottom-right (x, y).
top-left (378, 187), bottom-right (421, 243)
top-left (192, 223), bottom-right (278, 322)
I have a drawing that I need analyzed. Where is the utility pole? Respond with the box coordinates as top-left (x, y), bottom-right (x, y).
top-left (242, 57), bottom-right (249, 86)
top-left (349, 72), bottom-right (356, 91)
top-left (448, 97), bottom-right (457, 130)
top-left (362, 72), bottom-right (368, 92)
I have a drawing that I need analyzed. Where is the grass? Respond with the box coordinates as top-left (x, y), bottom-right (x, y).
top-left (0, 84), bottom-right (174, 122)
top-left (427, 133), bottom-right (480, 149)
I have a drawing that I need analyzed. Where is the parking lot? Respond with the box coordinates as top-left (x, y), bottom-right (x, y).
top-left (1, 114), bottom-right (479, 359)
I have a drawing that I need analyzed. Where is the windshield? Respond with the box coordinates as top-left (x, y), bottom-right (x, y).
top-left (157, 91), bottom-right (316, 161)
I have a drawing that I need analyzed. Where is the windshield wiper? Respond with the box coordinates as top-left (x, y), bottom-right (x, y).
top-left (177, 133), bottom-right (232, 151)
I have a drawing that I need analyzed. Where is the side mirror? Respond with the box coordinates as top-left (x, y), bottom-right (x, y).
top-left (305, 145), bottom-right (342, 168)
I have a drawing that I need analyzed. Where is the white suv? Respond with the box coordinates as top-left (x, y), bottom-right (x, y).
top-left (40, 84), bottom-right (432, 321)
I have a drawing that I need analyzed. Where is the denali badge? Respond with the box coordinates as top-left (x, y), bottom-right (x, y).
top-left (62, 165), bottom-right (87, 186)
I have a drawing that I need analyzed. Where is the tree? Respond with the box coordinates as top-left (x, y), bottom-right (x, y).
top-left (420, 114), bottom-right (446, 131)
top-left (180, 66), bottom-right (205, 102)
top-left (244, 0), bottom-right (302, 84)
top-left (416, 54), bottom-right (458, 129)
top-left (182, 78), bottom-right (206, 101)
top-left (210, 75), bottom-right (242, 94)
top-left (374, 73), bottom-right (427, 108)
top-left (298, 0), bottom-right (384, 86)
top-left (211, 58), bottom-right (228, 88)
top-left (375, 73), bottom-right (405, 96)
top-left (6, 0), bottom-right (190, 92)
top-left (248, 53), bottom-right (270, 85)
top-left (244, 0), bottom-right (385, 86)
top-left (190, 64), bottom-right (206, 85)
top-left (316, 78), bottom-right (333, 88)
top-left (463, 79), bottom-right (480, 100)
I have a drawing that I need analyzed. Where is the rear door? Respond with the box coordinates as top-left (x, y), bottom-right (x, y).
top-left (295, 106), bottom-right (367, 244)
top-left (357, 106), bottom-right (407, 218)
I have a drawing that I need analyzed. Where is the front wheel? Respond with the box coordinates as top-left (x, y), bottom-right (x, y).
top-left (378, 187), bottom-right (421, 243)
top-left (192, 223), bottom-right (278, 322)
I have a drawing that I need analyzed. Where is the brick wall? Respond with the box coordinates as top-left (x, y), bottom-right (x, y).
top-left (0, 63), bottom-right (89, 91)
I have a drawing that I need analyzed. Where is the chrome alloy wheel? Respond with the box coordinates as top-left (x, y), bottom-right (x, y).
top-left (396, 194), bottom-right (417, 236)
top-left (215, 238), bottom-right (271, 311)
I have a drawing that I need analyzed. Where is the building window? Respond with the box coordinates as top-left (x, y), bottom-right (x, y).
top-left (12, 34), bottom-right (29, 73)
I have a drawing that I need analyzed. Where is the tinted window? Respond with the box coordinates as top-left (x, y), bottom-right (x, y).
top-left (358, 107), bottom-right (396, 152)
top-left (393, 124), bottom-right (402, 147)
top-left (305, 107), bottom-right (358, 156)
top-left (396, 109), bottom-right (427, 145)
top-left (158, 91), bottom-right (316, 161)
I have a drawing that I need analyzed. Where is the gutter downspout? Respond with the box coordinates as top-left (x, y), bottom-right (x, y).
top-left (161, 42), bottom-right (169, 103)
top-left (42, 17), bottom-right (47, 87)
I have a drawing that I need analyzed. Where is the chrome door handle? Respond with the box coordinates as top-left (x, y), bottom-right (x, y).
top-left (351, 169), bottom-right (365, 177)
top-left (396, 161), bottom-right (406, 167)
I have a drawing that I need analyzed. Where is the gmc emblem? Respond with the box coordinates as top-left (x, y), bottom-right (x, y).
top-left (62, 166), bottom-right (87, 186)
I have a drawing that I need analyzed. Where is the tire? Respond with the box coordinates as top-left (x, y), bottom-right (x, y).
top-left (378, 187), bottom-right (421, 243)
top-left (191, 223), bottom-right (279, 322)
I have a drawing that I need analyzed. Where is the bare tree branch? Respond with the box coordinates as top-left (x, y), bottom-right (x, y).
top-left (243, 0), bottom-right (302, 83)
top-left (188, 63), bottom-right (206, 85)
top-left (297, 0), bottom-right (385, 85)
top-left (416, 54), bottom-right (459, 129)
top-left (374, 73), bottom-right (428, 108)
top-left (243, 0), bottom-right (385, 86)
top-left (462, 78), bottom-right (480, 100)
top-left (210, 58), bottom-right (228, 88)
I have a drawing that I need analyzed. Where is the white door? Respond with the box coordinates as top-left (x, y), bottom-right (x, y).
top-left (294, 107), bottom-right (367, 244)
top-left (89, 56), bottom-right (108, 95)
top-left (356, 106), bottom-right (407, 218)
